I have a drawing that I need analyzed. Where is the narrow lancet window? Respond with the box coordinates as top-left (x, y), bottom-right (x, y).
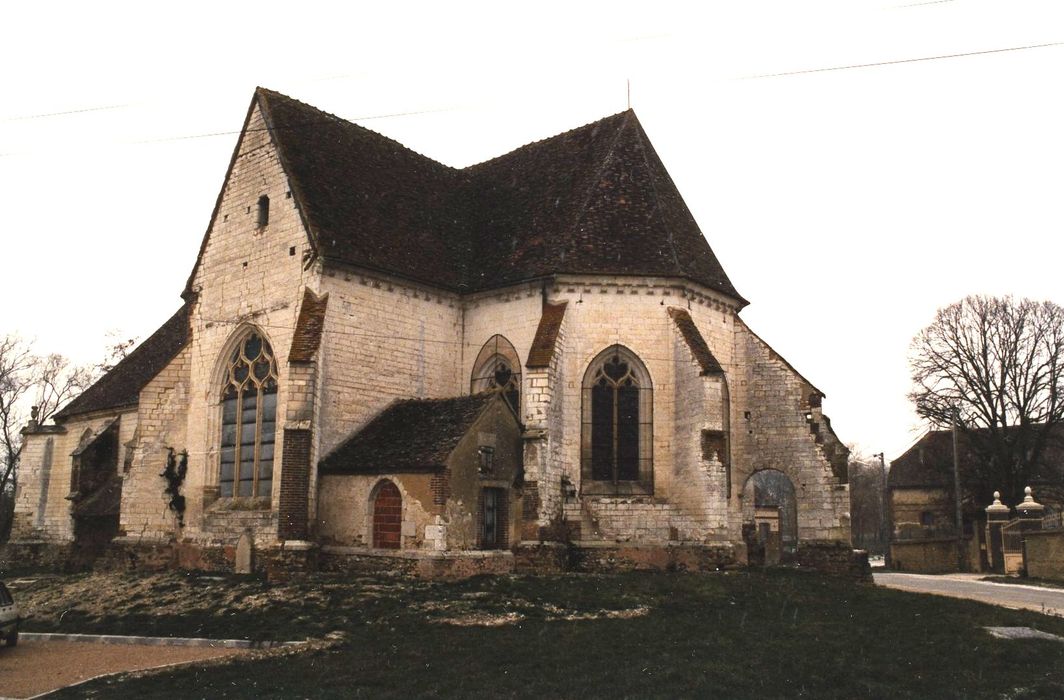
top-left (257, 195), bottom-right (270, 227)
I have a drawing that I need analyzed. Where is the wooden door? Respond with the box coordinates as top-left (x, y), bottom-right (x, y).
top-left (373, 481), bottom-right (402, 549)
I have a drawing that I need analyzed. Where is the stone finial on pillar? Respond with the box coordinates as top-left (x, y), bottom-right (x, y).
top-left (986, 491), bottom-right (1010, 516)
top-left (1016, 486), bottom-right (1045, 526)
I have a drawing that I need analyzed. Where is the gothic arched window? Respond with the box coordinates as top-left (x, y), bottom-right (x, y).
top-left (581, 345), bottom-right (653, 495)
top-left (219, 331), bottom-right (278, 498)
top-left (470, 335), bottom-right (521, 414)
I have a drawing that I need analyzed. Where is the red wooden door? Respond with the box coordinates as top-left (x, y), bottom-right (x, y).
top-left (373, 481), bottom-right (402, 549)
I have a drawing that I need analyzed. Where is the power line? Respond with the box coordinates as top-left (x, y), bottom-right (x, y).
top-left (1, 102), bottom-right (132, 123)
top-left (895, 0), bottom-right (957, 7)
top-left (744, 40), bottom-right (1064, 79)
top-left (132, 107), bottom-right (457, 145)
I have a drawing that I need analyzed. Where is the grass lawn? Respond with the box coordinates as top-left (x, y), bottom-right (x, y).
top-left (7, 567), bottom-right (1064, 699)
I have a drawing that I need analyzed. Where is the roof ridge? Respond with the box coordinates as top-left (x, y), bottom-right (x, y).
top-left (255, 86), bottom-right (458, 172)
top-left (565, 110), bottom-right (634, 238)
top-left (631, 119), bottom-right (686, 278)
top-left (461, 109), bottom-right (633, 172)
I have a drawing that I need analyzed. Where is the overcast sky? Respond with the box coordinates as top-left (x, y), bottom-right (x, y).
top-left (2, 0), bottom-right (1062, 461)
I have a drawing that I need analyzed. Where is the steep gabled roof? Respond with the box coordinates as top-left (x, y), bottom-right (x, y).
top-left (55, 305), bottom-right (191, 420)
top-left (460, 111), bottom-right (744, 300)
top-left (245, 89), bottom-right (744, 302)
top-left (319, 393), bottom-right (508, 475)
top-left (258, 89), bottom-right (469, 289)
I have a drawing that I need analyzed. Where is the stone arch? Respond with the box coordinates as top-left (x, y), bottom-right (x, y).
top-left (370, 479), bottom-right (403, 549)
top-left (580, 344), bottom-right (654, 495)
top-left (470, 334), bottom-right (521, 414)
top-left (741, 468), bottom-right (798, 565)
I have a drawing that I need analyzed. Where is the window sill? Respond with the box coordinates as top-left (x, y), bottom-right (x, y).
top-left (580, 480), bottom-right (654, 497)
top-left (206, 496), bottom-right (273, 512)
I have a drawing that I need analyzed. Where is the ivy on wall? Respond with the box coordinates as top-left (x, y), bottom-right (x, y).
top-left (161, 448), bottom-right (189, 526)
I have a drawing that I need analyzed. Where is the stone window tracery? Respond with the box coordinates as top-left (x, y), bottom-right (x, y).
top-left (471, 335), bottom-right (521, 414)
top-left (581, 345), bottom-right (653, 495)
top-left (219, 331), bottom-right (278, 498)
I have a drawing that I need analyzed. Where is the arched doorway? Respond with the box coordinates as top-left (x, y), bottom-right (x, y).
top-left (372, 481), bottom-right (402, 549)
top-left (741, 470), bottom-right (798, 566)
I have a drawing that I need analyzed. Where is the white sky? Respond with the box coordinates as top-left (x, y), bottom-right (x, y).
top-left (2, 0), bottom-right (1062, 461)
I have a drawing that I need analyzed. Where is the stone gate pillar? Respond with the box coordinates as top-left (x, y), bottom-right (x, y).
top-left (1016, 486), bottom-right (1045, 576)
top-left (985, 492), bottom-right (1010, 574)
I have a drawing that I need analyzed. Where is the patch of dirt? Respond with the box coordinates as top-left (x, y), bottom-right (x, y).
top-left (434, 612), bottom-right (526, 627)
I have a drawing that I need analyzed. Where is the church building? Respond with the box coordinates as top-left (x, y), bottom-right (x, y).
top-left (8, 89), bottom-right (853, 576)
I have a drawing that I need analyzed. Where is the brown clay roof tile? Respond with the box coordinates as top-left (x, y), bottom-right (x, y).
top-left (318, 393), bottom-right (504, 475)
top-left (254, 89), bottom-right (745, 302)
top-left (289, 288), bottom-right (329, 363)
top-left (526, 302), bottom-right (567, 369)
top-left (667, 307), bottom-right (723, 375)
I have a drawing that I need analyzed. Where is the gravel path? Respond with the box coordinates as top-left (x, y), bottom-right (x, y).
top-left (874, 572), bottom-right (1064, 617)
top-left (0, 640), bottom-right (245, 698)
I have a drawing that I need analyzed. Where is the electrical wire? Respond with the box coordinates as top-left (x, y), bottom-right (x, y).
top-left (744, 41), bottom-right (1064, 79)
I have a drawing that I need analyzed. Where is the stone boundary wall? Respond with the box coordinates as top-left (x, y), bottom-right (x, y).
top-left (319, 547), bottom-right (513, 578)
top-left (890, 536), bottom-right (978, 574)
top-left (795, 541), bottom-right (872, 581)
top-left (1023, 530), bottom-right (1064, 582)
top-left (4, 539), bottom-right (870, 580)
top-left (569, 543), bottom-right (738, 573)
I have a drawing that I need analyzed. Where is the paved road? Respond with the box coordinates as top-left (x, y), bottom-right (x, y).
top-left (0, 641), bottom-right (243, 698)
top-left (874, 572), bottom-right (1064, 617)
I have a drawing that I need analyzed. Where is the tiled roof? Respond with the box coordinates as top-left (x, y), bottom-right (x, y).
top-left (55, 305), bottom-right (191, 420)
top-left (667, 307), bottom-right (723, 375)
top-left (252, 89), bottom-right (745, 302)
top-left (319, 393), bottom-right (503, 475)
top-left (889, 425), bottom-right (1064, 489)
top-left (526, 302), bottom-right (567, 369)
top-left (289, 288), bottom-right (328, 363)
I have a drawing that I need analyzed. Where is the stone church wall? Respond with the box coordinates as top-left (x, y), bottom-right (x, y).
top-left (118, 345), bottom-right (192, 544)
top-left (13, 410), bottom-right (129, 542)
top-left (182, 102), bottom-right (319, 550)
top-left (315, 270), bottom-right (463, 463)
top-left (541, 276), bottom-right (739, 542)
top-left (12, 411), bottom-right (137, 544)
top-left (730, 320), bottom-right (850, 542)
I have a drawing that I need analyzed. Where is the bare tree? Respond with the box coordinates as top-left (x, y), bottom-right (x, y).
top-left (847, 445), bottom-right (887, 554)
top-left (0, 335), bottom-right (93, 540)
top-left (909, 295), bottom-right (1064, 507)
top-left (97, 331), bottom-right (136, 375)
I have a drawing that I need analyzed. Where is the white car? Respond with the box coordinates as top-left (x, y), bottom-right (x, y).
top-left (0, 581), bottom-right (19, 647)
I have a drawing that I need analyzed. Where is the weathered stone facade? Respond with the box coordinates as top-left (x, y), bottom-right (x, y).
top-left (6, 88), bottom-right (853, 578)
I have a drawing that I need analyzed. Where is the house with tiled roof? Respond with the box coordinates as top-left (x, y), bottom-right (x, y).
top-left (888, 426), bottom-right (1064, 572)
top-left (8, 89), bottom-right (854, 576)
